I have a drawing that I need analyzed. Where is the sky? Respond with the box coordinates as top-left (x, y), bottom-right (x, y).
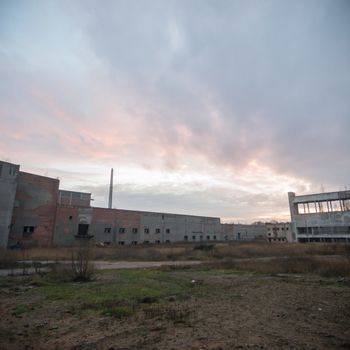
top-left (1, 0), bottom-right (349, 223)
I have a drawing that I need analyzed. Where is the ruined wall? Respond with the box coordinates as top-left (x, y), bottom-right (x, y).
top-left (9, 172), bottom-right (59, 247)
top-left (288, 191), bottom-right (350, 242)
top-left (53, 206), bottom-right (224, 246)
top-left (233, 224), bottom-right (267, 241)
top-left (0, 161), bottom-right (19, 249)
top-left (58, 190), bottom-right (91, 207)
top-left (54, 206), bottom-right (94, 246)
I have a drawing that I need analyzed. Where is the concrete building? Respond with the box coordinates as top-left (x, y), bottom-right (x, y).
top-left (232, 224), bottom-right (267, 241)
top-left (0, 160), bottom-right (230, 248)
top-left (0, 161), bottom-right (20, 249)
top-left (265, 222), bottom-right (293, 243)
top-left (288, 191), bottom-right (350, 242)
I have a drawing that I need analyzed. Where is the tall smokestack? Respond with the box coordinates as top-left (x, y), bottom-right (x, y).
top-left (108, 168), bottom-right (113, 209)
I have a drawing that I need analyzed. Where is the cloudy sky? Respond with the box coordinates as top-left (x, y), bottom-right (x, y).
top-left (1, 0), bottom-right (349, 222)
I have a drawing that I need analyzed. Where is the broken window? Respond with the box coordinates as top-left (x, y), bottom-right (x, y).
top-left (23, 226), bottom-right (35, 237)
top-left (77, 224), bottom-right (89, 236)
top-left (23, 226), bottom-right (35, 234)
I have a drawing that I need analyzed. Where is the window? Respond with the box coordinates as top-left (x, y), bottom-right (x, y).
top-left (206, 235), bottom-right (210, 240)
top-left (213, 235), bottom-right (217, 240)
top-left (104, 227), bottom-right (112, 233)
top-left (155, 240), bottom-right (160, 244)
top-left (69, 216), bottom-right (73, 221)
top-left (224, 235), bottom-right (228, 241)
top-left (165, 240), bottom-right (170, 243)
top-left (132, 228), bottom-right (138, 234)
top-left (119, 227), bottom-right (125, 233)
top-left (166, 228), bottom-right (170, 234)
top-left (155, 228), bottom-right (161, 234)
top-left (23, 226), bottom-right (35, 234)
top-left (184, 235), bottom-right (188, 241)
top-left (131, 241), bottom-right (138, 245)
top-left (200, 235), bottom-right (203, 241)
top-left (192, 235), bottom-right (196, 240)
top-left (144, 228), bottom-right (150, 234)
top-left (143, 240), bottom-right (150, 244)
top-left (118, 241), bottom-right (125, 245)
top-left (77, 224), bottom-right (89, 236)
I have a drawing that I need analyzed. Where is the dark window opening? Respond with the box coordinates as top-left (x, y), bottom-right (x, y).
top-left (155, 228), bottom-right (161, 234)
top-left (184, 235), bottom-right (188, 241)
top-left (69, 216), bottom-right (73, 220)
top-left (166, 228), bottom-right (170, 234)
top-left (213, 235), bottom-right (217, 240)
top-left (119, 227), bottom-right (126, 233)
top-left (78, 224), bottom-right (89, 236)
top-left (144, 228), bottom-right (150, 233)
top-left (23, 226), bottom-right (35, 237)
top-left (155, 240), bottom-right (160, 244)
top-left (104, 227), bottom-right (112, 233)
top-left (132, 228), bottom-right (138, 233)
top-left (131, 241), bottom-right (138, 245)
top-left (206, 235), bottom-right (210, 240)
top-left (192, 235), bottom-right (196, 240)
top-left (118, 241), bottom-right (125, 245)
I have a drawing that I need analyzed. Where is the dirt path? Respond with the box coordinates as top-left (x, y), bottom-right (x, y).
top-left (0, 260), bottom-right (202, 276)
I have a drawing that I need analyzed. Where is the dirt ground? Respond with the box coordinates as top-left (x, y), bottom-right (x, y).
top-left (1, 268), bottom-right (350, 350)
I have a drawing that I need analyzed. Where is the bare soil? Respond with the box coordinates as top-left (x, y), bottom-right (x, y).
top-left (1, 269), bottom-right (350, 350)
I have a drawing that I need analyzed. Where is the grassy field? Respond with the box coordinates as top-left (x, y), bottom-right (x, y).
top-left (1, 241), bottom-right (350, 264)
top-left (1, 242), bottom-right (350, 349)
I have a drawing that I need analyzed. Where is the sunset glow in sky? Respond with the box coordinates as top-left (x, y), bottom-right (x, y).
top-left (1, 0), bottom-right (349, 222)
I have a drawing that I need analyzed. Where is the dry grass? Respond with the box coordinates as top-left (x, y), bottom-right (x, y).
top-left (205, 255), bottom-right (350, 278)
top-left (1, 242), bottom-right (350, 265)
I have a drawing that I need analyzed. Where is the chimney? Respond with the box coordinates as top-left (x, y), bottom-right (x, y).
top-left (108, 168), bottom-right (113, 209)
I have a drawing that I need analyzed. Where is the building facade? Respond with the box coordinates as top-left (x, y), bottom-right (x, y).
top-left (265, 222), bottom-right (293, 243)
top-left (288, 191), bottom-right (350, 242)
top-left (0, 160), bottom-right (229, 248)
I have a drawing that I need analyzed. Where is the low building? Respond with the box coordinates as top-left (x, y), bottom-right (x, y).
top-left (0, 160), bottom-right (232, 248)
top-left (232, 224), bottom-right (267, 241)
top-left (288, 191), bottom-right (350, 243)
top-left (265, 222), bottom-right (293, 243)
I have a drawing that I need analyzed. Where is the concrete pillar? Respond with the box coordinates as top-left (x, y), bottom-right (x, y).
top-left (0, 161), bottom-right (20, 249)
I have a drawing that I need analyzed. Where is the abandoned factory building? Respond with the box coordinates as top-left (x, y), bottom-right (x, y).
top-left (1, 160), bottom-right (236, 249)
top-left (288, 191), bottom-right (350, 243)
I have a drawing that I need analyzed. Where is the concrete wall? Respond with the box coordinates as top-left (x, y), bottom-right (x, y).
top-left (53, 206), bottom-right (224, 246)
top-left (266, 222), bottom-right (293, 242)
top-left (288, 191), bottom-right (350, 242)
top-left (58, 190), bottom-right (91, 207)
top-left (0, 161), bottom-right (19, 249)
top-left (233, 224), bottom-right (267, 241)
top-left (9, 172), bottom-right (59, 247)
